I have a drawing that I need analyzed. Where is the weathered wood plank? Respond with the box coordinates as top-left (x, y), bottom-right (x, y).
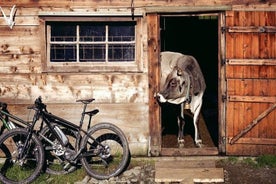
top-left (228, 96), bottom-right (276, 103)
top-left (1, 0), bottom-right (275, 7)
top-left (0, 17), bottom-right (40, 26)
top-left (228, 137), bottom-right (276, 145)
top-left (227, 59), bottom-right (276, 65)
top-left (226, 65), bottom-right (276, 78)
top-left (227, 26), bottom-right (276, 33)
top-left (0, 73), bottom-right (148, 104)
top-left (155, 167), bottom-right (224, 183)
top-left (147, 13), bottom-right (161, 156)
top-left (227, 79), bottom-right (276, 96)
top-left (155, 160), bottom-right (216, 168)
top-left (161, 147), bottom-right (219, 156)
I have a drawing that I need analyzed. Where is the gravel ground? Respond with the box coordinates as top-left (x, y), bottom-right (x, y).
top-left (75, 164), bottom-right (155, 184)
top-left (75, 157), bottom-right (276, 184)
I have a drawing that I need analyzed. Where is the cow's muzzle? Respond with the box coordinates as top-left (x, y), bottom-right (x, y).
top-left (154, 93), bottom-right (167, 103)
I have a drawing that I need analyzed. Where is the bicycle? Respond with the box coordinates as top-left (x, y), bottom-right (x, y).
top-left (0, 102), bottom-right (28, 134)
top-left (0, 101), bottom-right (81, 176)
top-left (0, 97), bottom-right (130, 184)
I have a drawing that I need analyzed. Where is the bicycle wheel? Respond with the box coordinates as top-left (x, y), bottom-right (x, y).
top-left (0, 128), bottom-right (44, 184)
top-left (39, 126), bottom-right (79, 175)
top-left (80, 123), bottom-right (130, 180)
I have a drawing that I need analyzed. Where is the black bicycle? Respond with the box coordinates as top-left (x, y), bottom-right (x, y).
top-left (0, 97), bottom-right (130, 184)
top-left (0, 102), bottom-right (28, 134)
top-left (0, 100), bottom-right (79, 175)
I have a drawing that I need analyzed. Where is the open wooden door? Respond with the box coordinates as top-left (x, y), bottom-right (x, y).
top-left (224, 11), bottom-right (276, 155)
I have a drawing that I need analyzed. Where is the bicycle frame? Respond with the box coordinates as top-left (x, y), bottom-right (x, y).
top-left (0, 102), bottom-right (30, 133)
top-left (33, 97), bottom-right (104, 163)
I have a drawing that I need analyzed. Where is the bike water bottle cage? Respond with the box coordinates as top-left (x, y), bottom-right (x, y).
top-left (76, 98), bottom-right (95, 104)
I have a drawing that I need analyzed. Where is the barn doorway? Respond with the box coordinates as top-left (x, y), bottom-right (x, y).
top-left (160, 15), bottom-right (219, 151)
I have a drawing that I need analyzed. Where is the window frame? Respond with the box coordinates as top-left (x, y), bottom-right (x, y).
top-left (40, 16), bottom-right (142, 73)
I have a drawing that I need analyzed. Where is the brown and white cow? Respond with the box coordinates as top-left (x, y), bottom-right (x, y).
top-left (155, 51), bottom-right (206, 148)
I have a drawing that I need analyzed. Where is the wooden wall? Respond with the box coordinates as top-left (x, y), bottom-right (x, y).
top-left (0, 0), bottom-right (276, 156)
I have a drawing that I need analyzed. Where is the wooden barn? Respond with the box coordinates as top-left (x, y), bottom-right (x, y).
top-left (0, 0), bottom-right (275, 156)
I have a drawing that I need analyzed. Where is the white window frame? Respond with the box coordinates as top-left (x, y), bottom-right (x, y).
top-left (40, 16), bottom-right (142, 73)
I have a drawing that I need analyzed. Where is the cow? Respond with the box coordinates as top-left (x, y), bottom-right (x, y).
top-left (155, 51), bottom-right (206, 148)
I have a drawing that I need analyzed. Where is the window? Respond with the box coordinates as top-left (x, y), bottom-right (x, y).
top-left (48, 22), bottom-right (135, 63)
top-left (42, 18), bottom-right (142, 72)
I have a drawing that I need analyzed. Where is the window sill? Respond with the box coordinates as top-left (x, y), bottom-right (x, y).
top-left (43, 62), bottom-right (143, 73)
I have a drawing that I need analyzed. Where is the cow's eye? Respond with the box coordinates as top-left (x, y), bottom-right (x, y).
top-left (177, 69), bottom-right (182, 76)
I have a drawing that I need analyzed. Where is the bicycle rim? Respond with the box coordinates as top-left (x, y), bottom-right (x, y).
top-left (0, 128), bottom-right (44, 184)
top-left (81, 123), bottom-right (129, 180)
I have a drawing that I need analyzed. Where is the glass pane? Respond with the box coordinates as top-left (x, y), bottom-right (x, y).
top-left (108, 22), bottom-right (135, 42)
top-left (80, 24), bottom-right (105, 42)
top-left (50, 23), bottom-right (76, 42)
top-left (50, 44), bottom-right (76, 62)
top-left (108, 44), bottom-right (135, 62)
top-left (79, 44), bottom-right (105, 62)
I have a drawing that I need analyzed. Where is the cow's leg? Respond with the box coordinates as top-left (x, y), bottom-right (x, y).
top-left (191, 93), bottom-right (203, 148)
top-left (177, 103), bottom-right (185, 148)
top-left (177, 115), bottom-right (185, 148)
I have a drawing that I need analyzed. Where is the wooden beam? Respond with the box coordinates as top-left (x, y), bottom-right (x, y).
top-left (147, 13), bottom-right (161, 156)
top-left (230, 103), bottom-right (276, 145)
top-left (227, 26), bottom-right (276, 33)
top-left (227, 59), bottom-right (276, 66)
top-left (161, 147), bottom-right (219, 156)
top-left (228, 137), bottom-right (276, 145)
top-left (228, 96), bottom-right (276, 103)
top-left (145, 5), bottom-right (231, 13)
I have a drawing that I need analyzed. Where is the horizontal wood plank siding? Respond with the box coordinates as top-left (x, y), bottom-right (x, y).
top-left (1, 1), bottom-right (276, 156)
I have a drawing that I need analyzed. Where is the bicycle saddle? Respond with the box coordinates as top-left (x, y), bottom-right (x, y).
top-left (76, 98), bottom-right (95, 104)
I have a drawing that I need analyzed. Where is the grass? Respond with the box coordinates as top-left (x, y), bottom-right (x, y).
top-left (32, 157), bottom-right (155, 184)
top-left (2, 155), bottom-right (275, 183)
top-left (218, 155), bottom-right (276, 168)
top-left (33, 167), bottom-right (87, 184)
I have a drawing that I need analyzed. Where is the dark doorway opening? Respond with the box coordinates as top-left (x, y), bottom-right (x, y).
top-left (160, 15), bottom-right (219, 149)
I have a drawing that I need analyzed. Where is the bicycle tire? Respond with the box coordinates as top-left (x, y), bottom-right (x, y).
top-left (0, 128), bottom-right (44, 184)
top-left (39, 126), bottom-right (79, 175)
top-left (80, 122), bottom-right (130, 180)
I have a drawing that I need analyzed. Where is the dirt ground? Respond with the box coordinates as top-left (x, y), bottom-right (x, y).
top-left (217, 161), bottom-right (276, 184)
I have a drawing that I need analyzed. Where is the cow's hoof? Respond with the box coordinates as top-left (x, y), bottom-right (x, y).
top-left (195, 140), bottom-right (203, 148)
top-left (178, 139), bottom-right (185, 148)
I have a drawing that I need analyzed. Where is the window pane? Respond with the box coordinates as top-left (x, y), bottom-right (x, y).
top-left (108, 44), bottom-right (135, 62)
top-left (50, 44), bottom-right (76, 62)
top-left (79, 44), bottom-right (105, 62)
top-left (51, 23), bottom-right (76, 42)
top-left (80, 24), bottom-right (105, 42)
top-left (108, 22), bottom-right (135, 42)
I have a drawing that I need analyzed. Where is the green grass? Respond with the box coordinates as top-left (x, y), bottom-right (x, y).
top-left (218, 155), bottom-right (276, 168)
top-left (32, 157), bottom-right (154, 184)
top-left (256, 155), bottom-right (276, 168)
top-left (33, 167), bottom-right (87, 184)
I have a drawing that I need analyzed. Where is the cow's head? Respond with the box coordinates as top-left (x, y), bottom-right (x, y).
top-left (156, 66), bottom-right (190, 104)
